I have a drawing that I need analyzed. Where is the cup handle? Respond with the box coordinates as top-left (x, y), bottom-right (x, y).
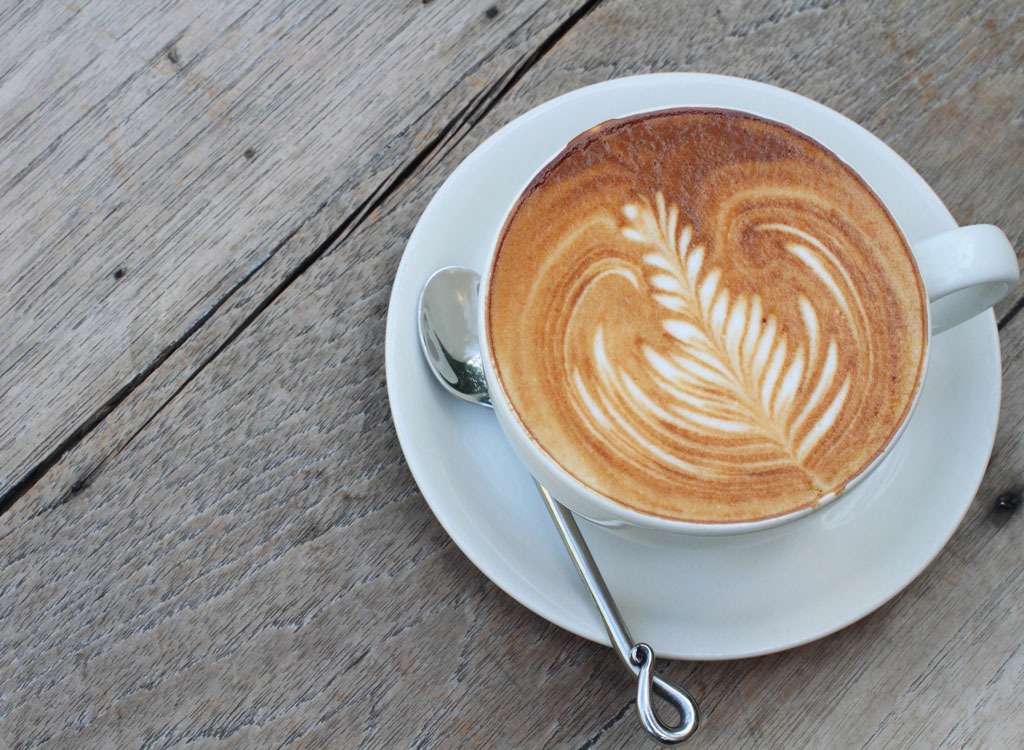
top-left (913, 225), bottom-right (1020, 334)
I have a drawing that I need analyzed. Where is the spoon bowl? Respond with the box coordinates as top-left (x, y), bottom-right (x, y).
top-left (418, 267), bottom-right (490, 407)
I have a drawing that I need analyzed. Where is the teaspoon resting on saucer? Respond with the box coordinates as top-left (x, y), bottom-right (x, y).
top-left (418, 266), bottom-right (700, 745)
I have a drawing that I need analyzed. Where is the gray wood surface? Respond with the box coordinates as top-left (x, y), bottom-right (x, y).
top-left (1, 1), bottom-right (1021, 748)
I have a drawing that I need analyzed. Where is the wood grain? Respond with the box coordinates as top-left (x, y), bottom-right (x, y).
top-left (0, 0), bottom-right (1021, 748)
top-left (0, 0), bottom-right (580, 500)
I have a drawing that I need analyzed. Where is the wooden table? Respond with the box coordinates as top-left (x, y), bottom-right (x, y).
top-left (1, 2), bottom-right (1021, 747)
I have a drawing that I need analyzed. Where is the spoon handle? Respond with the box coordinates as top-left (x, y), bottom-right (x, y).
top-left (534, 481), bottom-right (700, 745)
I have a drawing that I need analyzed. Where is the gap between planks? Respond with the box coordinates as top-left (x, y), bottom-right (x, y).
top-left (0, 0), bottom-right (605, 519)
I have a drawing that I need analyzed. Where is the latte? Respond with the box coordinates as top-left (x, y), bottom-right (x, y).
top-left (486, 109), bottom-right (928, 524)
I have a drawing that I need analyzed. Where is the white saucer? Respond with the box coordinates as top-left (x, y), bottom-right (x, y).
top-left (385, 74), bottom-right (1003, 660)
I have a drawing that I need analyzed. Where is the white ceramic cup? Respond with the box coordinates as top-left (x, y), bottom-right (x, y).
top-left (477, 75), bottom-right (1020, 535)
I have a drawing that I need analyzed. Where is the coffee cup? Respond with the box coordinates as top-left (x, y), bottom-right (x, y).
top-left (477, 76), bottom-right (1019, 535)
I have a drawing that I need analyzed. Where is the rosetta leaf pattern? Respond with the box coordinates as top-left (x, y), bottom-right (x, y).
top-left (613, 193), bottom-right (851, 469)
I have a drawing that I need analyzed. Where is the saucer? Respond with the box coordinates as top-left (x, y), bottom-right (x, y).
top-left (384, 74), bottom-right (1003, 660)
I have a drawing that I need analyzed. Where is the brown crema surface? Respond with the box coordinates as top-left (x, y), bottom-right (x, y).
top-left (487, 109), bottom-right (928, 524)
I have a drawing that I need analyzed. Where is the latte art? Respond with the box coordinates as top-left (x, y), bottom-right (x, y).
top-left (487, 110), bottom-right (928, 523)
top-left (577, 194), bottom-right (857, 485)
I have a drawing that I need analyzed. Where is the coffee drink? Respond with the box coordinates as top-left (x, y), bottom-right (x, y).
top-left (486, 109), bottom-right (929, 524)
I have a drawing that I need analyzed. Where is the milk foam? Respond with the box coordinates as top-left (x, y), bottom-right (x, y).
top-left (487, 109), bottom-right (928, 523)
top-left (570, 193), bottom-right (855, 484)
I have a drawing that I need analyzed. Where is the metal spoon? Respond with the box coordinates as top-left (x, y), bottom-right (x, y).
top-left (418, 266), bottom-right (700, 745)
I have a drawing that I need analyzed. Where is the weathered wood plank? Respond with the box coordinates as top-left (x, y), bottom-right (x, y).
top-left (0, 0), bottom-right (578, 499)
top-left (1, 0), bottom-right (1021, 748)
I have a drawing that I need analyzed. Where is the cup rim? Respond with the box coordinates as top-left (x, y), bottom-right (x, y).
top-left (477, 76), bottom-right (932, 535)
